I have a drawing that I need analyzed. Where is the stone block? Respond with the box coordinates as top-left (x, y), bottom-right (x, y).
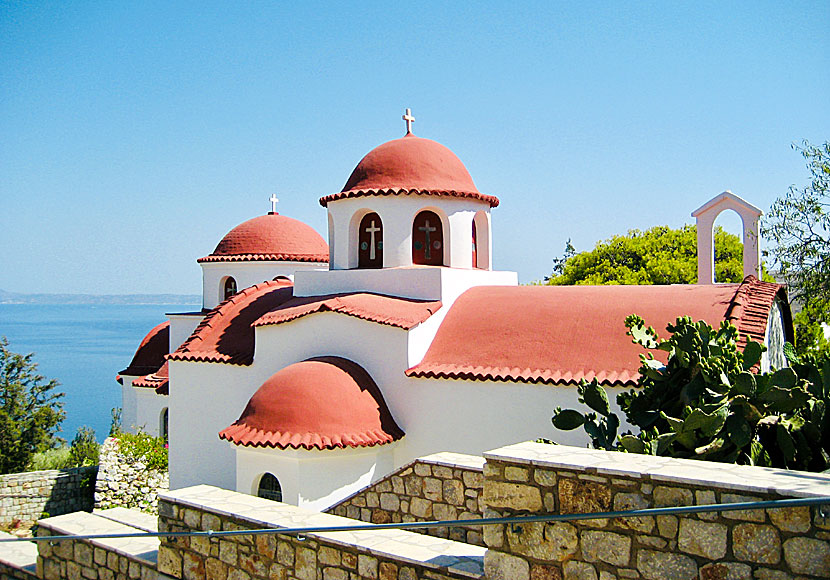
top-left (656, 515), bottom-right (677, 538)
top-left (483, 521), bottom-right (505, 548)
top-left (227, 569), bottom-right (251, 580)
top-left (358, 554), bottom-right (379, 579)
top-left (695, 489), bottom-right (718, 521)
top-left (732, 523), bottom-right (780, 564)
top-left (531, 564), bottom-right (563, 580)
top-left (580, 530), bottom-right (631, 566)
top-left (276, 541), bottom-right (293, 567)
top-left (424, 477), bottom-right (443, 501)
top-left (505, 466), bottom-right (529, 482)
top-left (678, 518), bottom-right (727, 559)
top-left (295, 546), bottom-right (317, 580)
top-left (612, 492), bottom-right (654, 533)
top-left (484, 482), bottom-right (543, 512)
top-left (205, 557), bottom-right (228, 580)
top-left (183, 508), bottom-right (202, 529)
top-left (463, 470), bottom-right (484, 488)
top-left (722, 494), bottom-right (765, 522)
top-left (637, 550), bottom-right (698, 580)
top-left (752, 568), bottom-right (793, 580)
top-left (433, 503), bottom-right (457, 521)
top-left (563, 561), bottom-right (597, 580)
top-left (318, 546), bottom-right (340, 566)
top-left (433, 465), bottom-right (454, 479)
top-left (182, 551), bottom-right (205, 580)
top-left (534, 469), bottom-right (557, 487)
top-left (379, 492), bottom-right (400, 511)
top-left (392, 476), bottom-right (405, 495)
top-left (410, 497), bottom-right (433, 518)
top-left (699, 562), bottom-right (752, 580)
top-left (323, 567), bottom-right (348, 580)
top-left (219, 539), bottom-right (238, 565)
top-left (652, 486), bottom-right (693, 508)
top-left (404, 475), bottom-right (422, 496)
top-left (506, 521), bottom-right (578, 561)
top-left (157, 546), bottom-right (182, 577)
top-left (484, 550), bottom-right (530, 580)
top-left (414, 463), bottom-right (432, 477)
top-left (558, 478), bottom-right (610, 515)
top-left (342, 552), bottom-right (357, 570)
top-left (379, 561), bottom-right (397, 580)
top-left (767, 506), bottom-right (810, 533)
top-left (483, 462), bottom-right (502, 479)
top-left (783, 537), bottom-right (830, 576)
top-left (74, 542), bottom-right (93, 566)
top-left (443, 480), bottom-right (465, 505)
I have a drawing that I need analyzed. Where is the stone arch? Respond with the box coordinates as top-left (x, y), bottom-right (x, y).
top-left (256, 472), bottom-right (283, 502)
top-left (412, 208), bottom-right (449, 266)
top-left (692, 191), bottom-right (761, 284)
top-left (472, 210), bottom-right (490, 269)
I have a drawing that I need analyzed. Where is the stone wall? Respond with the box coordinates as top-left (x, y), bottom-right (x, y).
top-left (157, 485), bottom-right (485, 580)
top-left (0, 467), bottom-right (97, 526)
top-left (482, 441), bottom-right (830, 580)
top-left (95, 437), bottom-right (169, 514)
top-left (327, 452), bottom-right (486, 546)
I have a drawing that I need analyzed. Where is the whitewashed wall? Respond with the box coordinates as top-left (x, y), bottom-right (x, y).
top-left (200, 261), bottom-right (327, 310)
top-left (121, 380), bottom-right (168, 437)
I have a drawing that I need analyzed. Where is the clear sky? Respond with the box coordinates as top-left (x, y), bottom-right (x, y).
top-left (1, 1), bottom-right (828, 294)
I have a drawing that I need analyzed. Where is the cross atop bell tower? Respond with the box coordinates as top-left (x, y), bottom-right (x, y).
top-left (402, 108), bottom-right (415, 135)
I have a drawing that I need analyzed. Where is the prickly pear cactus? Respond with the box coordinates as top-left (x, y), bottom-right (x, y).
top-left (551, 315), bottom-right (830, 471)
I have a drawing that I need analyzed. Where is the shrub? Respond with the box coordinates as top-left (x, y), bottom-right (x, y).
top-left (114, 431), bottom-right (168, 471)
top-left (69, 426), bottom-right (99, 467)
top-left (26, 447), bottom-right (72, 471)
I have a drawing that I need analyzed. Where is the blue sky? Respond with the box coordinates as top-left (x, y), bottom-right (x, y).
top-left (1, 1), bottom-right (828, 293)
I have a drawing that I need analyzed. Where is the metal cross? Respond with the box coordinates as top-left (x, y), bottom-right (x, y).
top-left (418, 219), bottom-right (436, 259)
top-left (269, 194), bottom-right (279, 213)
top-left (402, 108), bottom-right (415, 134)
top-left (365, 220), bottom-right (381, 261)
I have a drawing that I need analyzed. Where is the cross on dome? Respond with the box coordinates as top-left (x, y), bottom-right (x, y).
top-left (402, 108), bottom-right (415, 135)
top-left (269, 194), bottom-right (279, 214)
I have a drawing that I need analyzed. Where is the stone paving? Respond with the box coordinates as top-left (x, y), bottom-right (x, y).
top-left (0, 531), bottom-right (37, 577)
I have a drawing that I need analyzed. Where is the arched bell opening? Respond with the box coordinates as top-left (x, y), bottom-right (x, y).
top-left (412, 210), bottom-right (446, 266)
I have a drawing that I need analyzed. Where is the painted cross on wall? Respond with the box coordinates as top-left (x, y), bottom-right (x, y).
top-left (412, 211), bottom-right (444, 266)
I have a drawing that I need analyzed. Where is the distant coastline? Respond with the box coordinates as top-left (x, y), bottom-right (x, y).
top-left (0, 289), bottom-right (200, 305)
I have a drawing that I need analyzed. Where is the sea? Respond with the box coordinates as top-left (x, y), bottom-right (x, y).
top-left (0, 304), bottom-right (194, 443)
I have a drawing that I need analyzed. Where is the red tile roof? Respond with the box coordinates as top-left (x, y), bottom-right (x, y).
top-left (319, 134), bottom-right (499, 207)
top-left (119, 321), bottom-right (169, 377)
top-left (253, 293), bottom-right (442, 330)
top-left (219, 357), bottom-right (404, 450)
top-left (197, 213), bottom-right (329, 263)
top-left (168, 280), bottom-right (294, 365)
top-left (132, 361), bottom-right (169, 395)
top-left (406, 277), bottom-right (791, 387)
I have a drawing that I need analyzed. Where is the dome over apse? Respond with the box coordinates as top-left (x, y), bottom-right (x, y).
top-left (319, 112), bottom-right (499, 207)
top-left (198, 213), bottom-right (329, 263)
top-left (219, 357), bottom-right (404, 450)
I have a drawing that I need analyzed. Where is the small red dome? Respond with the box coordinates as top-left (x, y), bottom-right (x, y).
top-left (219, 357), bottom-right (404, 450)
top-left (198, 214), bottom-right (329, 263)
top-left (319, 134), bottom-right (499, 207)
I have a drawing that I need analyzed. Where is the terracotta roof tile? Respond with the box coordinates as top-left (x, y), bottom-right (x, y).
top-left (168, 280), bottom-right (294, 366)
top-left (219, 357), bottom-right (404, 450)
top-left (119, 321), bottom-right (169, 377)
top-left (406, 277), bottom-right (791, 387)
top-left (197, 252), bottom-right (328, 263)
top-left (132, 361), bottom-right (169, 395)
top-left (319, 187), bottom-right (499, 208)
top-left (254, 293), bottom-right (441, 330)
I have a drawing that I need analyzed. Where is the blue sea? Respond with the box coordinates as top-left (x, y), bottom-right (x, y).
top-left (0, 304), bottom-right (192, 443)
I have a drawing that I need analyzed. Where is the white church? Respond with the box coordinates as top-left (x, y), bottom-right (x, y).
top-left (117, 110), bottom-right (793, 511)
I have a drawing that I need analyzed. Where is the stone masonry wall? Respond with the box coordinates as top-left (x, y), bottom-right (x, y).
top-left (157, 486), bottom-right (485, 580)
top-left (35, 535), bottom-right (154, 580)
top-left (95, 437), bottom-right (169, 514)
top-left (0, 467), bottom-right (97, 526)
top-left (482, 442), bottom-right (830, 580)
top-left (327, 452), bottom-right (486, 546)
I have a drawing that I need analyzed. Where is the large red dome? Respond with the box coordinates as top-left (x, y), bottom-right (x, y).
top-left (198, 213), bottom-right (328, 263)
top-left (319, 134), bottom-right (499, 207)
top-left (218, 357), bottom-right (404, 450)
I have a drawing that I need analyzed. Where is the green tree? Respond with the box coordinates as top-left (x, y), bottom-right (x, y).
top-left (763, 140), bottom-right (830, 355)
top-left (544, 225), bottom-right (745, 285)
top-left (0, 337), bottom-right (66, 474)
top-left (552, 317), bottom-right (830, 471)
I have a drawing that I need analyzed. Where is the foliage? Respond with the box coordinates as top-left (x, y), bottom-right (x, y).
top-left (26, 447), bottom-right (73, 471)
top-left (544, 225), bottom-right (749, 285)
top-left (69, 426), bottom-right (100, 467)
top-left (0, 337), bottom-right (66, 474)
top-left (109, 407), bottom-right (123, 437)
top-left (552, 316), bottom-right (830, 471)
top-left (114, 431), bottom-right (168, 471)
top-left (762, 140), bottom-right (830, 356)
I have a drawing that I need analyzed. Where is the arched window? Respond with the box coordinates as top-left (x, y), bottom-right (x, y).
top-left (160, 408), bottom-right (169, 441)
top-left (358, 213), bottom-right (383, 269)
top-left (257, 473), bottom-right (282, 502)
top-left (472, 221), bottom-right (478, 269)
top-left (412, 211), bottom-right (444, 266)
top-left (223, 277), bottom-right (237, 300)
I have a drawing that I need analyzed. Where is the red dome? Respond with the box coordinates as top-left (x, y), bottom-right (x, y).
top-left (218, 357), bottom-right (404, 450)
top-left (198, 214), bottom-right (329, 263)
top-left (319, 134), bottom-right (499, 207)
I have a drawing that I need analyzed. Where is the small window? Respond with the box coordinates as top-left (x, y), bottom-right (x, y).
top-left (472, 221), bottom-right (478, 269)
top-left (160, 408), bottom-right (169, 441)
top-left (223, 277), bottom-right (237, 300)
top-left (412, 210), bottom-right (444, 266)
top-left (257, 473), bottom-right (282, 502)
top-left (358, 213), bottom-right (383, 269)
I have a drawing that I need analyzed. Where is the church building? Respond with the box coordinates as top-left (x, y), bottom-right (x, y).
top-left (118, 110), bottom-right (793, 510)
